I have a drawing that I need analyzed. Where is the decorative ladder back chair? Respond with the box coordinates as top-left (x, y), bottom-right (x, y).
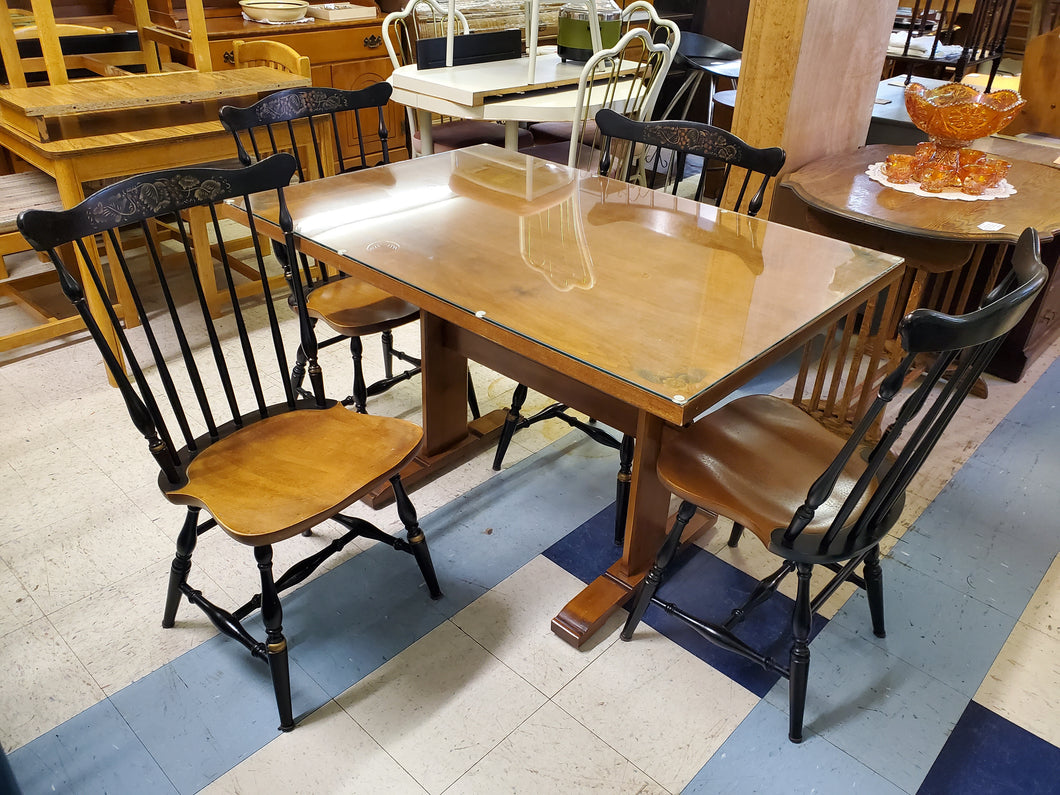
top-left (621, 228), bottom-right (1047, 743)
top-left (526, 4), bottom-right (679, 168)
top-left (595, 108), bottom-right (786, 215)
top-left (220, 83), bottom-right (424, 414)
top-left (383, 0), bottom-right (534, 155)
top-left (16, 154), bottom-right (442, 731)
top-left (887, 0), bottom-right (1019, 90)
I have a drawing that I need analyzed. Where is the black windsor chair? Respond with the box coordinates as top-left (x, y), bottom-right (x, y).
top-left (16, 154), bottom-right (443, 732)
top-left (220, 83), bottom-right (428, 415)
top-left (620, 227), bottom-right (1047, 743)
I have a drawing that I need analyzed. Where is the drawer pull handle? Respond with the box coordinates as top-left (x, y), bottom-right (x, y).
top-left (364, 34), bottom-right (383, 49)
top-left (223, 50), bottom-right (235, 65)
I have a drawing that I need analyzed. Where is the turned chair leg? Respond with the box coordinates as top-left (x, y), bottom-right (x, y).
top-left (864, 545), bottom-right (886, 638)
top-left (614, 434), bottom-right (635, 547)
top-left (788, 562), bottom-right (813, 743)
top-left (349, 336), bottom-right (368, 414)
top-left (163, 507), bottom-right (200, 628)
top-left (492, 383), bottom-right (528, 470)
top-left (391, 475), bottom-right (442, 600)
top-left (622, 500), bottom-right (697, 640)
top-left (255, 545), bottom-right (294, 732)
top-left (381, 329), bottom-right (395, 379)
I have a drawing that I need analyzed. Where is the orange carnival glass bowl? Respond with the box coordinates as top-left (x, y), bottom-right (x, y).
top-left (903, 82), bottom-right (1024, 185)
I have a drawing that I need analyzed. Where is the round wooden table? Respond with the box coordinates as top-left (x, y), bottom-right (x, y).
top-left (773, 141), bottom-right (1060, 381)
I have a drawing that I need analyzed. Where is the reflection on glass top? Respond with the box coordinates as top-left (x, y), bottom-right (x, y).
top-left (271, 145), bottom-right (902, 407)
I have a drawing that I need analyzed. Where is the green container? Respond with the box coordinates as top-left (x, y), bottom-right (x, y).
top-left (557, 1), bottom-right (622, 63)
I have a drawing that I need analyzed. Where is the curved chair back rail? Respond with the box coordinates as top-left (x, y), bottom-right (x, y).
top-left (232, 38), bottom-right (312, 78)
top-left (15, 153), bottom-right (442, 732)
top-left (621, 227), bottom-right (1048, 743)
top-left (221, 82), bottom-right (394, 179)
top-left (595, 108), bottom-right (786, 217)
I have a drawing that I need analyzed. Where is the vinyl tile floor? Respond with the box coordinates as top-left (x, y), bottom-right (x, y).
top-left (1, 300), bottom-right (1058, 794)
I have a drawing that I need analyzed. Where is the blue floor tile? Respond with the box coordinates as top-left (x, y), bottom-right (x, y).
top-left (644, 545), bottom-right (827, 698)
top-left (764, 621), bottom-right (969, 793)
top-left (918, 700), bottom-right (1060, 795)
top-left (688, 699), bottom-right (907, 795)
top-left (831, 557), bottom-right (1018, 696)
top-left (543, 502), bottom-right (622, 584)
top-left (893, 456), bottom-right (1058, 616)
top-left (9, 699), bottom-right (176, 795)
top-left (547, 511), bottom-right (826, 697)
top-left (109, 634), bottom-right (329, 794)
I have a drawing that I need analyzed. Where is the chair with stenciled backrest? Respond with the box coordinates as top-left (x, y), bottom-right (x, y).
top-left (594, 108), bottom-right (786, 213)
top-left (526, 1), bottom-right (680, 162)
top-left (382, 0), bottom-right (534, 155)
top-left (621, 228), bottom-right (1047, 743)
top-left (16, 153), bottom-right (442, 731)
top-left (220, 83), bottom-right (425, 414)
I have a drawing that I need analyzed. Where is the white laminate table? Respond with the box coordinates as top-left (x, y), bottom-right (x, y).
top-left (389, 52), bottom-right (634, 154)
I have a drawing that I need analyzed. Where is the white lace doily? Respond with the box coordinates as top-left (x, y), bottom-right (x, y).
top-left (866, 162), bottom-right (1017, 201)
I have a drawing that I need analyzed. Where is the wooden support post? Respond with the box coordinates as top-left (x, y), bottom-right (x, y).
top-left (727, 0), bottom-right (901, 217)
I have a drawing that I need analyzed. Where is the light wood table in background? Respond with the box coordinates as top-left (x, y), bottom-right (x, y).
top-left (0, 67), bottom-right (309, 365)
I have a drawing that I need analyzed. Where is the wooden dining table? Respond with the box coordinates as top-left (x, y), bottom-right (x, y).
top-left (0, 67), bottom-right (309, 367)
top-left (231, 144), bottom-right (904, 647)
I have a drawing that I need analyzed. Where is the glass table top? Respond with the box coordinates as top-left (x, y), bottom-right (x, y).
top-left (249, 145), bottom-right (904, 416)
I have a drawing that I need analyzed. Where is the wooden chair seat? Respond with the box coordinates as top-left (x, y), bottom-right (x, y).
top-left (307, 279), bottom-right (421, 337)
top-left (657, 395), bottom-right (876, 552)
top-left (166, 404), bottom-right (423, 545)
top-left (411, 119), bottom-right (534, 154)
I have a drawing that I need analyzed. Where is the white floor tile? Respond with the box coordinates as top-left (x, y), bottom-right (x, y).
top-left (1020, 553), bottom-right (1059, 642)
top-left (452, 556), bottom-right (624, 697)
top-left (336, 621), bottom-right (547, 794)
top-left (0, 499), bottom-right (175, 615)
top-left (49, 559), bottom-right (222, 695)
top-left (446, 701), bottom-right (667, 795)
top-left (0, 557), bottom-right (43, 640)
top-left (0, 616), bottom-right (104, 751)
top-left (202, 700), bottom-right (427, 795)
top-left (975, 611), bottom-right (1060, 747)
top-left (554, 625), bottom-right (759, 793)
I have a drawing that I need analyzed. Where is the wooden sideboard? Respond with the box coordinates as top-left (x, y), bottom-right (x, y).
top-left (199, 16), bottom-right (407, 164)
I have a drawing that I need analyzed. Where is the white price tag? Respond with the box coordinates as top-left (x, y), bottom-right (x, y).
top-left (978, 222), bottom-right (1005, 232)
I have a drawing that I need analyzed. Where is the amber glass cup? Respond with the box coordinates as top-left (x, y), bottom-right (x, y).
top-left (885, 153), bottom-right (917, 184)
top-left (958, 148), bottom-right (986, 170)
top-left (920, 166), bottom-right (956, 193)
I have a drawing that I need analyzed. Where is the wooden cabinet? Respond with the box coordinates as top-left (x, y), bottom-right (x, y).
top-left (202, 17), bottom-right (408, 164)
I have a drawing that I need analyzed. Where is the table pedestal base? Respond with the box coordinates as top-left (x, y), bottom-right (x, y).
top-left (362, 407), bottom-right (508, 508)
top-left (552, 510), bottom-right (717, 647)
